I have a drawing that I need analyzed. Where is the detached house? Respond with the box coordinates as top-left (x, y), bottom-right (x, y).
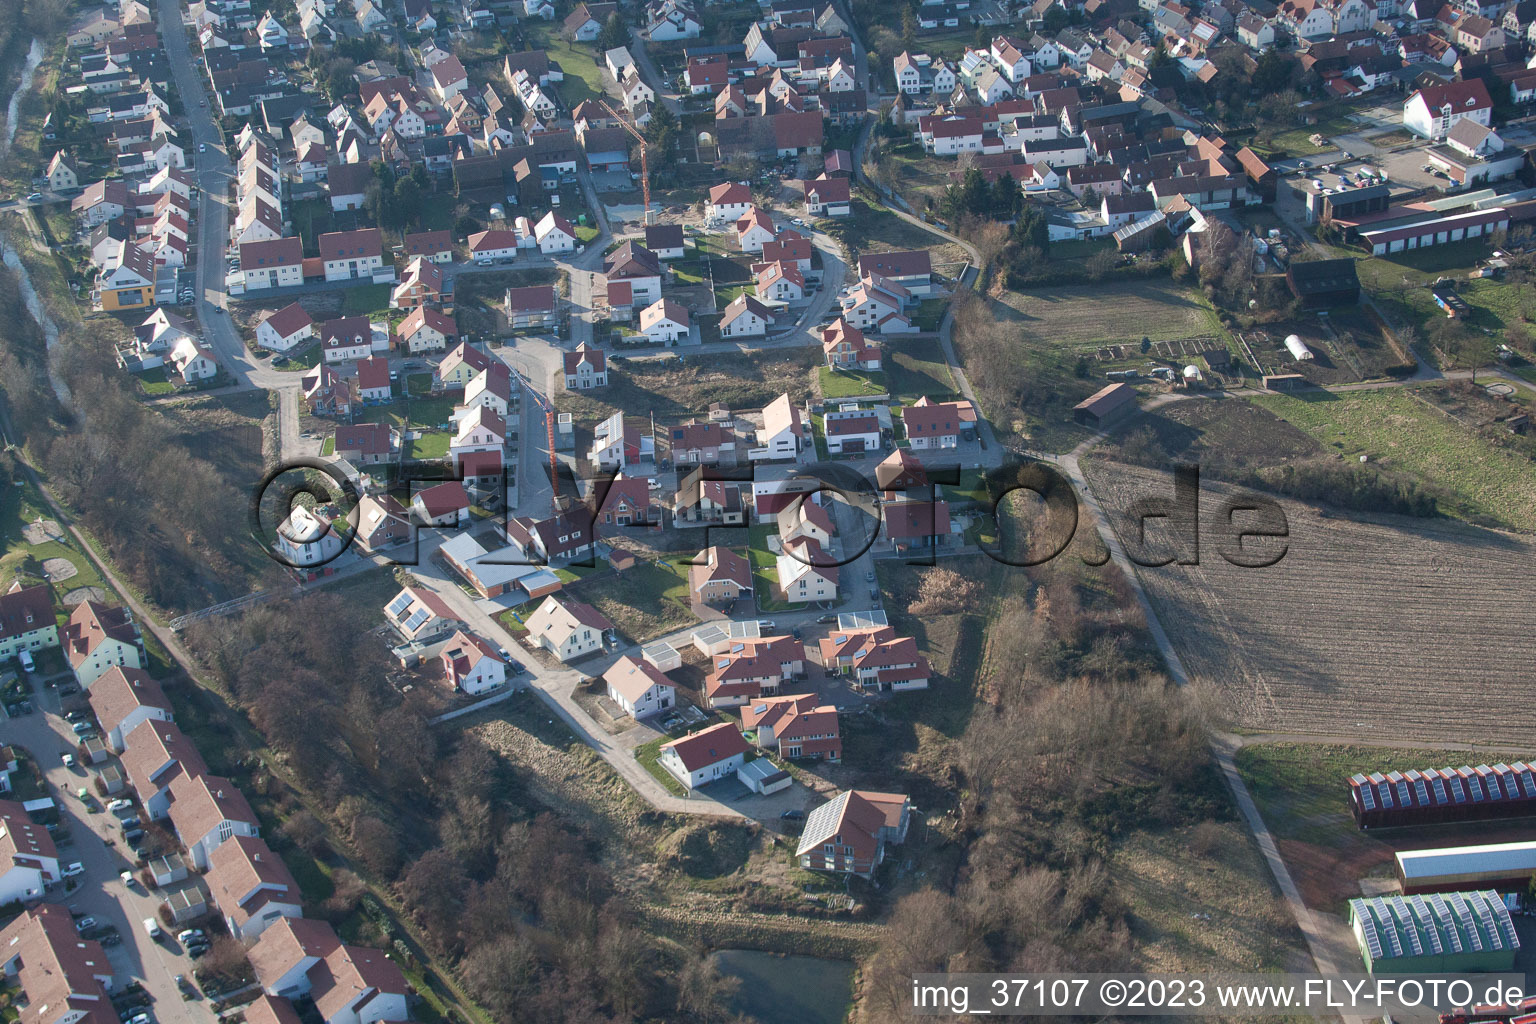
top-left (753, 393), bottom-right (805, 461)
top-left (256, 302), bottom-right (314, 352)
top-left (689, 545), bottom-right (753, 605)
top-left (707, 181), bottom-right (753, 223)
top-left (397, 306), bottom-right (457, 353)
top-left (1403, 79), bottom-right (1493, 139)
top-left (525, 595), bottom-right (613, 662)
top-left (639, 298), bottom-right (690, 344)
top-left (796, 790), bottom-right (911, 876)
top-left (658, 722), bottom-right (750, 790)
top-left (822, 318), bottom-right (881, 370)
top-left (902, 396), bottom-right (977, 448)
top-left (0, 584), bottom-right (58, 663)
top-left (319, 227), bottom-right (384, 282)
top-left (205, 835), bottom-right (304, 941)
top-left (801, 174), bottom-right (851, 217)
top-left (603, 655), bottom-right (678, 719)
top-left (504, 508), bottom-right (595, 565)
top-left (564, 343), bottom-right (608, 389)
top-left (720, 293), bottom-right (774, 338)
top-left (411, 481), bottom-right (471, 528)
top-left (439, 630), bottom-right (507, 695)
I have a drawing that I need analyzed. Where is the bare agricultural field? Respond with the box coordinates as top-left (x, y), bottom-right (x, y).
top-left (995, 278), bottom-right (1225, 351)
top-left (1081, 462), bottom-right (1536, 745)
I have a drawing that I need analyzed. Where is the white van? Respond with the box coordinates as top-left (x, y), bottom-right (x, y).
top-left (143, 918), bottom-right (162, 940)
top-left (17, 649), bottom-right (34, 673)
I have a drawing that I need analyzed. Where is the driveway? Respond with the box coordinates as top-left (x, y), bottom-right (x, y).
top-left (3, 691), bottom-right (208, 1023)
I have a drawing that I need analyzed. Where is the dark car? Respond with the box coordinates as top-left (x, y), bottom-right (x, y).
top-left (779, 809), bottom-right (805, 820)
top-left (816, 614), bottom-right (837, 624)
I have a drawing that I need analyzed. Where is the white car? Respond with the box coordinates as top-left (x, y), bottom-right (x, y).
top-left (60, 753), bottom-right (74, 767)
top-left (76, 916), bottom-right (96, 931)
top-left (143, 918), bottom-right (162, 940)
top-left (62, 862), bottom-right (85, 877)
top-left (107, 798), bottom-right (133, 813)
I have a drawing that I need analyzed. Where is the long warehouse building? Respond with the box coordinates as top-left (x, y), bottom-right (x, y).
top-left (1397, 841), bottom-right (1536, 895)
top-left (1349, 762), bottom-right (1536, 829)
top-left (1348, 891), bottom-right (1520, 975)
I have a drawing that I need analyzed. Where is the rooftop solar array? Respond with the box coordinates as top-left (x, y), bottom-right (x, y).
top-left (1349, 763), bottom-right (1536, 825)
top-left (1348, 891), bottom-right (1520, 963)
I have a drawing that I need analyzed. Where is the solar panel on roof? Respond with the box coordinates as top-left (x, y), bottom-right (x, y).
top-left (1429, 776), bottom-right (1447, 803)
top-left (1413, 777), bottom-right (1429, 803)
top-left (402, 608), bottom-right (428, 632)
top-left (1360, 785), bottom-right (1377, 810)
top-left (1379, 782), bottom-right (1394, 808)
top-left (1518, 765), bottom-right (1536, 798)
top-left (1468, 776), bottom-right (1486, 801)
top-left (387, 592), bottom-right (413, 617)
top-left (1449, 775), bottom-right (1467, 802)
top-left (1396, 780), bottom-right (1412, 804)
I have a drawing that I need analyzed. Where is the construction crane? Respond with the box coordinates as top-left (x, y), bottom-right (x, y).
top-left (507, 366), bottom-right (562, 514)
top-left (600, 100), bottom-right (655, 226)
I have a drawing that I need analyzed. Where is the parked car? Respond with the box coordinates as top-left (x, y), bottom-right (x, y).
top-left (118, 816), bottom-right (142, 831)
top-left (142, 918), bottom-right (162, 940)
top-left (62, 862), bottom-right (85, 877)
top-left (60, 753), bottom-right (74, 767)
top-left (816, 614), bottom-right (837, 624)
top-left (17, 649), bottom-right (34, 673)
top-left (75, 916), bottom-right (96, 932)
top-left (107, 799), bottom-right (132, 813)
top-left (70, 721), bottom-right (92, 735)
top-left (123, 828), bottom-right (144, 844)
top-left (25, 192), bottom-right (41, 203)
top-left (780, 809), bottom-right (805, 820)
top-left (757, 619), bottom-right (775, 630)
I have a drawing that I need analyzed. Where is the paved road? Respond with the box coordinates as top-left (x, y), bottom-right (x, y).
top-left (3, 692), bottom-right (207, 1022)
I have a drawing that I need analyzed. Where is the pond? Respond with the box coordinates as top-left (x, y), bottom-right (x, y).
top-left (711, 949), bottom-right (856, 1024)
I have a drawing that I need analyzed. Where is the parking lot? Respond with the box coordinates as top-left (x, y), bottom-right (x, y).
top-left (3, 669), bottom-right (216, 1024)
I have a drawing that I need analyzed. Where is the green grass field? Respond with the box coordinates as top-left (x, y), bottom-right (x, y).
top-left (137, 367), bottom-right (175, 395)
top-left (351, 393), bottom-right (459, 430)
top-left (573, 560), bottom-right (693, 642)
top-left (745, 524), bottom-right (795, 613)
top-left (405, 432), bottom-right (452, 460)
top-left (633, 735), bottom-right (688, 797)
top-left (1251, 387), bottom-right (1536, 531)
top-left (818, 366), bottom-right (887, 398)
top-left (340, 284), bottom-right (393, 316)
top-left (522, 22), bottom-right (607, 108)
top-left (886, 337), bottom-right (960, 403)
top-left (1343, 243), bottom-right (1534, 337)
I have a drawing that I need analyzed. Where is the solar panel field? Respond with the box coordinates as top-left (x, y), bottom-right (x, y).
top-left (1079, 461), bottom-right (1536, 745)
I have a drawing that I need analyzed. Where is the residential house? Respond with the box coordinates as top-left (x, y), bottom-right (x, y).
top-left (902, 396), bottom-right (977, 448)
top-left (463, 365), bottom-right (513, 417)
top-left (563, 343), bottom-right (608, 389)
top-left (397, 306), bottom-right (457, 353)
top-left (822, 408), bottom-right (882, 455)
top-left (318, 227), bottom-right (384, 281)
top-left (274, 505), bottom-right (345, 569)
top-left (63, 600), bottom-right (145, 688)
top-left (756, 260), bottom-right (805, 303)
top-left (439, 630), bottom-right (507, 695)
top-left (638, 298), bottom-right (690, 344)
top-left (240, 237), bottom-right (305, 290)
top-left (351, 494), bottom-right (413, 554)
top-left (668, 419), bottom-right (735, 465)
top-left (391, 257), bottom-right (442, 309)
top-left (411, 481), bottom-right (471, 528)
top-left (46, 151), bottom-right (79, 191)
top-left (354, 356), bottom-right (391, 403)
top-left (822, 318), bottom-right (881, 370)
top-left (505, 284), bottom-right (557, 328)
top-left (0, 801), bottom-right (60, 903)
top-left (706, 181), bottom-right (753, 222)
top-left (256, 302), bottom-right (314, 352)
top-left (450, 406), bottom-right (508, 466)
top-left (775, 536), bottom-right (838, 603)
top-left (319, 315), bottom-right (374, 363)
top-left (603, 655), bottom-right (678, 719)
top-left (704, 635), bottom-right (805, 706)
top-left (736, 207), bottom-right (777, 253)
top-left (96, 243), bottom-right (155, 310)
top-left (741, 694), bottom-right (840, 760)
top-left (590, 476), bottom-right (654, 527)
top-left (88, 666), bottom-right (171, 752)
top-left (122, 719), bottom-right (207, 819)
top-left (0, 906), bottom-right (114, 1019)
top-left (657, 722), bottom-right (750, 789)
top-left (801, 174), bottom-right (851, 217)
top-left (857, 250), bottom-right (933, 295)
top-left (603, 241), bottom-right (662, 304)
top-left (689, 545), bottom-right (753, 605)
top-left (302, 363), bottom-right (352, 418)
top-left (332, 423), bottom-right (398, 466)
top-left (753, 393), bottom-right (804, 461)
top-left (1404, 79), bottom-right (1493, 138)
top-left (504, 509), bottom-right (595, 565)
top-left (645, 0), bottom-right (701, 40)
top-left (535, 210), bottom-right (577, 254)
top-left (644, 223), bottom-right (686, 260)
top-left (839, 274), bottom-right (913, 333)
top-left (820, 624), bottom-right (933, 690)
top-left (525, 595), bottom-right (612, 661)
top-left (402, 229), bottom-right (453, 263)
top-left (720, 293), bottom-right (775, 338)
top-left (169, 337), bottom-right (219, 385)
top-left (205, 836), bottom-right (303, 941)
top-left (166, 773), bottom-right (259, 870)
top-left (796, 790), bottom-right (911, 875)
top-left (588, 411), bottom-right (655, 470)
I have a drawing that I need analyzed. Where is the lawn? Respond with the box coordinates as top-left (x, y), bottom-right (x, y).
top-left (340, 284), bottom-right (393, 316)
top-left (818, 366), bottom-right (888, 399)
top-left (406, 373), bottom-right (433, 394)
top-left (1251, 386), bottom-right (1536, 532)
top-left (352, 393), bottom-right (459, 430)
top-left (671, 261), bottom-right (708, 285)
top-left (885, 337), bottom-right (961, 404)
top-left (820, 198), bottom-right (966, 266)
top-left (522, 23), bottom-right (608, 108)
top-left (633, 735), bottom-right (688, 797)
top-left (405, 432), bottom-right (452, 460)
top-left (745, 524), bottom-right (793, 613)
top-left (571, 560), bottom-right (694, 642)
top-left (136, 367), bottom-right (175, 395)
top-left (274, 346), bottom-right (322, 372)
top-left (912, 298), bottom-right (947, 333)
top-left (1345, 244), bottom-right (1534, 339)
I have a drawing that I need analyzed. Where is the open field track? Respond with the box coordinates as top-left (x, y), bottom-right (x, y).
top-left (1081, 462), bottom-right (1536, 745)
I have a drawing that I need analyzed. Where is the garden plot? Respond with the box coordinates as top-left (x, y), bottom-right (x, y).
top-left (994, 279), bottom-right (1224, 352)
